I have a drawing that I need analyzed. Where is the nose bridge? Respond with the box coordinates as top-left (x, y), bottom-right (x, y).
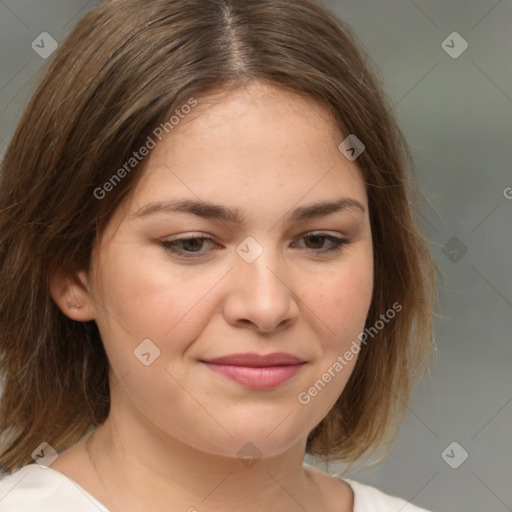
top-left (226, 234), bottom-right (297, 332)
top-left (235, 235), bottom-right (286, 295)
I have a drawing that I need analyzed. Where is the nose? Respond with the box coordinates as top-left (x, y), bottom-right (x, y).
top-left (222, 240), bottom-right (299, 334)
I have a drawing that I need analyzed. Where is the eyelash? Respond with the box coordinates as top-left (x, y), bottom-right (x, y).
top-left (160, 232), bottom-right (349, 258)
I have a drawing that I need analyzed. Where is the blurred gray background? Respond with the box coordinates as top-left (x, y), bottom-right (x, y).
top-left (0, 1), bottom-right (511, 511)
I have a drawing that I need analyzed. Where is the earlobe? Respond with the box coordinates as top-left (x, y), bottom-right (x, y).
top-left (49, 267), bottom-right (96, 322)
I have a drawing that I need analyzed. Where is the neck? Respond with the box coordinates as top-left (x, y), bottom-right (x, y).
top-left (86, 408), bottom-right (324, 512)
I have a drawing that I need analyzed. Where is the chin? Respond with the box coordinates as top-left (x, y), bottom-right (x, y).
top-left (188, 416), bottom-right (312, 461)
top-left (203, 436), bottom-right (305, 463)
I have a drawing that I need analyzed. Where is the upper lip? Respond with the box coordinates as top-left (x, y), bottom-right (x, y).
top-left (201, 352), bottom-right (305, 367)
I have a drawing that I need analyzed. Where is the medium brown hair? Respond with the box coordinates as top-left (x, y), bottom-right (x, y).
top-left (0, 0), bottom-right (436, 472)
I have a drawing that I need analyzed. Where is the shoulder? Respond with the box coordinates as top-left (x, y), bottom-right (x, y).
top-left (303, 462), bottom-right (434, 512)
top-left (343, 477), bottom-right (433, 512)
top-left (0, 464), bottom-right (109, 512)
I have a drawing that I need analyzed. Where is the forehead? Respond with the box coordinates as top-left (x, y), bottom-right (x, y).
top-left (175, 82), bottom-right (337, 131)
top-left (107, 82), bottom-right (368, 234)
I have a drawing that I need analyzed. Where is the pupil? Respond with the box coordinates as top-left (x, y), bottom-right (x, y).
top-left (185, 238), bottom-right (202, 251)
top-left (308, 235), bottom-right (323, 248)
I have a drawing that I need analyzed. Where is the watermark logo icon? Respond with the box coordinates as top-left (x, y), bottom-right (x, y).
top-left (236, 236), bottom-right (264, 264)
top-left (134, 338), bottom-right (161, 366)
top-left (237, 442), bottom-right (262, 468)
top-left (442, 236), bottom-right (468, 263)
top-left (31, 442), bottom-right (58, 468)
top-left (441, 32), bottom-right (468, 59)
top-left (441, 441), bottom-right (468, 469)
top-left (31, 32), bottom-right (58, 59)
top-left (338, 134), bottom-right (365, 161)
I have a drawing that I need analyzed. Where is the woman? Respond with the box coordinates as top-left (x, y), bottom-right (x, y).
top-left (0, 0), bottom-right (436, 510)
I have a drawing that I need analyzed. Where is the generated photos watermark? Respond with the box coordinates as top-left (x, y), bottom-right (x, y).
top-left (297, 301), bottom-right (402, 405)
top-left (93, 97), bottom-right (198, 200)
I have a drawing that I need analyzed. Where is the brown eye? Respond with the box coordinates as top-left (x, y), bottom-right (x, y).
top-left (161, 236), bottom-right (218, 257)
top-left (294, 233), bottom-right (349, 253)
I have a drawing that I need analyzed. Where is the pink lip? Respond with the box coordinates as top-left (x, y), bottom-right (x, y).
top-left (201, 352), bottom-right (305, 390)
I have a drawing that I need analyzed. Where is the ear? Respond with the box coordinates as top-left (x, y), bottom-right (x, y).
top-left (49, 267), bottom-right (96, 322)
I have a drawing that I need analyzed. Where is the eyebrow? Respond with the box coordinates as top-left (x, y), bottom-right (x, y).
top-left (131, 197), bottom-right (365, 223)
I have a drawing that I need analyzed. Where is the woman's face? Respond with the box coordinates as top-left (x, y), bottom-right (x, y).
top-left (83, 83), bottom-right (373, 458)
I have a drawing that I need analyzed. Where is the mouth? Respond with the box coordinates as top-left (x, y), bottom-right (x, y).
top-left (200, 352), bottom-right (306, 390)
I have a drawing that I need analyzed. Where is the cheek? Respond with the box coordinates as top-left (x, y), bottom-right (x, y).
top-left (90, 249), bottom-right (224, 386)
top-left (94, 240), bottom-right (373, 372)
top-left (96, 249), bottom-right (218, 337)
top-left (294, 264), bottom-right (373, 417)
top-left (310, 261), bottom-right (374, 349)
top-left (88, 238), bottom-right (374, 455)
top-left (91, 257), bottom-right (224, 444)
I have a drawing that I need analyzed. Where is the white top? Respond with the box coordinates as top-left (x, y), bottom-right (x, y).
top-left (0, 463), bottom-right (432, 512)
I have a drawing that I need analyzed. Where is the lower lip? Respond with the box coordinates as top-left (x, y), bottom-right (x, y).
top-left (202, 363), bottom-right (304, 390)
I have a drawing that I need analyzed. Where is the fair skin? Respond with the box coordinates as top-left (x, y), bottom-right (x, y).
top-left (50, 82), bottom-right (374, 512)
